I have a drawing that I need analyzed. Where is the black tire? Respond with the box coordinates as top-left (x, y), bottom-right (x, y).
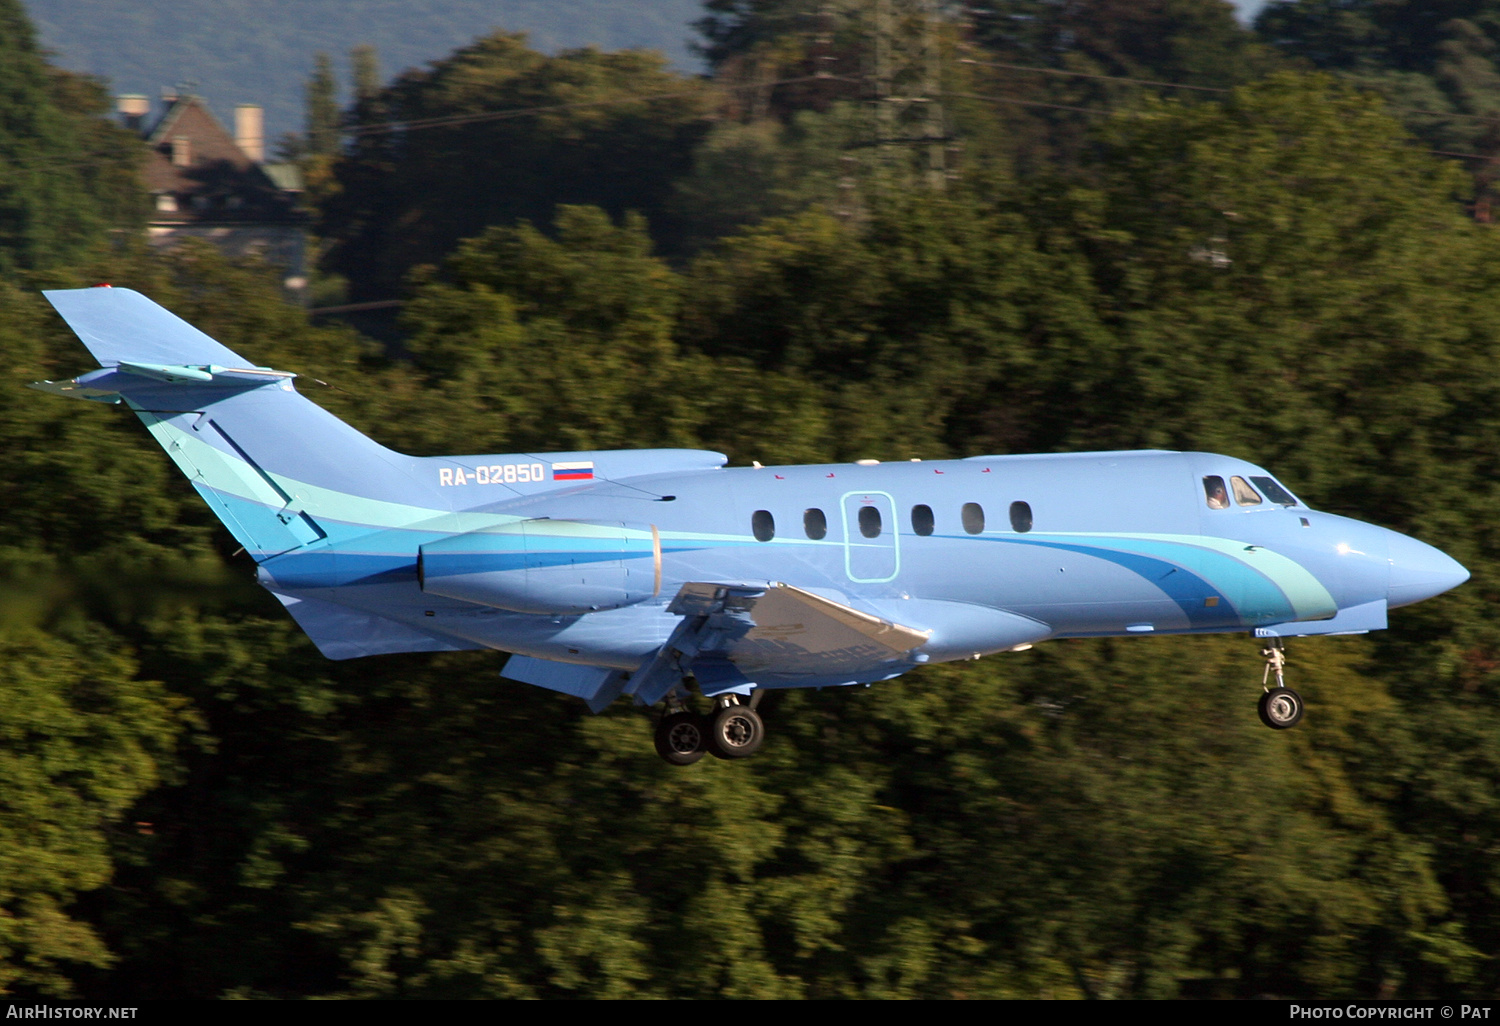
top-left (1258, 687), bottom-right (1304, 730)
top-left (655, 711), bottom-right (707, 765)
top-left (706, 703), bottom-right (765, 760)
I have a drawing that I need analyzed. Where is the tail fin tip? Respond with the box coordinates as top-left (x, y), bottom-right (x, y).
top-left (44, 286), bottom-right (249, 368)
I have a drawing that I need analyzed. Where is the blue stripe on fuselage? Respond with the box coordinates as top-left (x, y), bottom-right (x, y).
top-left (990, 538), bottom-right (1248, 628)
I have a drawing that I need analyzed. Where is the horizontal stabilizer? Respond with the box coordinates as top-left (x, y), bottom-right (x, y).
top-left (27, 377), bottom-right (121, 403)
top-left (44, 287), bottom-right (250, 367)
top-left (272, 592), bottom-right (484, 660)
top-left (30, 362), bottom-right (296, 402)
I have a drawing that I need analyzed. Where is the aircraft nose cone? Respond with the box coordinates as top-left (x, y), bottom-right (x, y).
top-left (1387, 531), bottom-right (1469, 609)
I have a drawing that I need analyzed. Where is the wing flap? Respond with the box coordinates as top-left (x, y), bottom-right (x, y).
top-left (631, 582), bottom-right (932, 704)
top-left (272, 592), bottom-right (483, 659)
top-left (503, 655), bottom-right (628, 713)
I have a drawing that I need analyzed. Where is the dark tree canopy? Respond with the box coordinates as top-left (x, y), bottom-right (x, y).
top-left (0, 0), bottom-right (144, 273)
top-left (319, 32), bottom-right (714, 301)
top-left (1257, 0), bottom-right (1500, 74)
top-left (971, 0), bottom-right (1267, 86)
top-left (6, 0), bottom-right (1500, 1000)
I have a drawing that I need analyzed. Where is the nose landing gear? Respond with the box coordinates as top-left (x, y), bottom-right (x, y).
top-left (1257, 638), bottom-right (1304, 729)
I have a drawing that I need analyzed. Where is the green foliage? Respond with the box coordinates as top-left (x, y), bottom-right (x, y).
top-left (670, 107), bottom-right (865, 249)
top-left (320, 33), bottom-right (715, 300)
top-left (0, 621), bottom-right (184, 996)
top-left (0, 257), bottom-right (195, 993)
top-left (0, 0), bottom-right (144, 274)
top-left (1257, 2), bottom-right (1500, 164)
top-left (973, 0), bottom-right (1270, 86)
top-left (6, 0), bottom-right (1500, 1001)
top-left (350, 45), bottom-right (380, 106)
top-left (391, 205), bottom-right (832, 464)
top-left (1257, 1), bottom-right (1500, 75)
top-left (957, 0), bottom-right (1281, 174)
top-left (304, 54), bottom-right (339, 157)
top-left (680, 192), bottom-right (1111, 460)
top-left (395, 206), bottom-right (691, 453)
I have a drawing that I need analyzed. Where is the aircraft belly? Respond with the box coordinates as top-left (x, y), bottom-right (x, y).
top-left (861, 598), bottom-right (1052, 661)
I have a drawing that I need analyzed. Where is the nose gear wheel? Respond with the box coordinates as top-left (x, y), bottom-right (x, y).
top-left (1259, 687), bottom-right (1305, 729)
top-left (1257, 639), bottom-right (1304, 729)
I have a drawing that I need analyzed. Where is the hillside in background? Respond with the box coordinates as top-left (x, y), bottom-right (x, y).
top-left (23, 0), bottom-right (704, 140)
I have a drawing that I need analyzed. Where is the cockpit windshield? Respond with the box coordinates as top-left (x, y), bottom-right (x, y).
top-left (1249, 475), bottom-right (1299, 507)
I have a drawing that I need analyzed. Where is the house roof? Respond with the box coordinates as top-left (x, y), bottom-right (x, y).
top-left (142, 96), bottom-right (303, 226)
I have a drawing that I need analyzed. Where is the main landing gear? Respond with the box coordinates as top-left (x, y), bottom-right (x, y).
top-left (1257, 638), bottom-right (1304, 729)
top-left (653, 692), bottom-right (766, 765)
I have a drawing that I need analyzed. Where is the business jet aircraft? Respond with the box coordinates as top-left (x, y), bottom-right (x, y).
top-left (33, 287), bottom-right (1470, 764)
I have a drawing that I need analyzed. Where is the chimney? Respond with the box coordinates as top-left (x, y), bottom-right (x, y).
top-left (235, 104), bottom-right (264, 163)
top-left (171, 136), bottom-right (192, 167)
top-left (116, 94), bottom-right (149, 132)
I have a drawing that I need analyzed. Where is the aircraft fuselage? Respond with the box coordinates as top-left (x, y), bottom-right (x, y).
top-left (257, 449), bottom-right (1463, 681)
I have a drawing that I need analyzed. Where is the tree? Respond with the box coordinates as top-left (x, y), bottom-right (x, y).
top-left (304, 53), bottom-right (339, 158)
top-left (955, 1), bottom-right (1280, 171)
top-left (320, 33), bottom-right (715, 301)
top-left (0, 0), bottom-right (144, 273)
top-left (679, 189), bottom-right (1112, 460)
top-left (351, 45), bottom-right (381, 106)
top-left (1256, 2), bottom-right (1500, 182)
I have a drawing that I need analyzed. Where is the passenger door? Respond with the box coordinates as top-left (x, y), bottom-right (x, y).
top-left (841, 491), bottom-right (899, 583)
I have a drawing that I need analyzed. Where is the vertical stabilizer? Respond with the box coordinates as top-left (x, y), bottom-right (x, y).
top-left (40, 287), bottom-right (445, 560)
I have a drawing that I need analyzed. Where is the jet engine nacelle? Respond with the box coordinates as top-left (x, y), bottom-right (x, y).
top-left (418, 519), bottom-right (660, 615)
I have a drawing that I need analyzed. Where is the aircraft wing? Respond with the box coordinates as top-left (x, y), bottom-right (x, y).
top-left (624, 582), bottom-right (932, 706)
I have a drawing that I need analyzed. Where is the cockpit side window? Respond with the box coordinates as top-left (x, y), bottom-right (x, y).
top-left (1250, 476), bottom-right (1299, 507)
top-left (1202, 476), bottom-right (1229, 510)
top-left (1230, 476), bottom-right (1262, 506)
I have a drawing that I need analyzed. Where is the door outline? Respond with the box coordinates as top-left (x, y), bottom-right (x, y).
top-left (840, 490), bottom-right (900, 583)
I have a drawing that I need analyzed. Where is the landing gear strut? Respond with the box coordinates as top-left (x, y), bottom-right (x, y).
top-left (1257, 638), bottom-right (1304, 729)
top-left (652, 691), bottom-right (766, 765)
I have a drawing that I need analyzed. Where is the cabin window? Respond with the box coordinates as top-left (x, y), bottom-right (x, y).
top-left (804, 508), bottom-right (827, 540)
top-left (1009, 501), bottom-right (1033, 533)
top-left (858, 505), bottom-right (882, 539)
top-left (752, 510), bottom-right (775, 542)
top-left (962, 502), bottom-right (985, 535)
top-left (911, 504), bottom-right (934, 537)
top-left (1250, 476), bottom-right (1299, 507)
top-left (1231, 476), bottom-right (1262, 506)
top-left (1203, 476), bottom-right (1229, 510)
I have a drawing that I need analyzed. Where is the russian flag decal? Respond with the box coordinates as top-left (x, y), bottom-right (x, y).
top-left (552, 461), bottom-right (595, 481)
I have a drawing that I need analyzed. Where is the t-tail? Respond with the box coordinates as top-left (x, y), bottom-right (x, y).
top-left (32, 286), bottom-right (724, 564)
top-left (32, 286), bottom-right (456, 562)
